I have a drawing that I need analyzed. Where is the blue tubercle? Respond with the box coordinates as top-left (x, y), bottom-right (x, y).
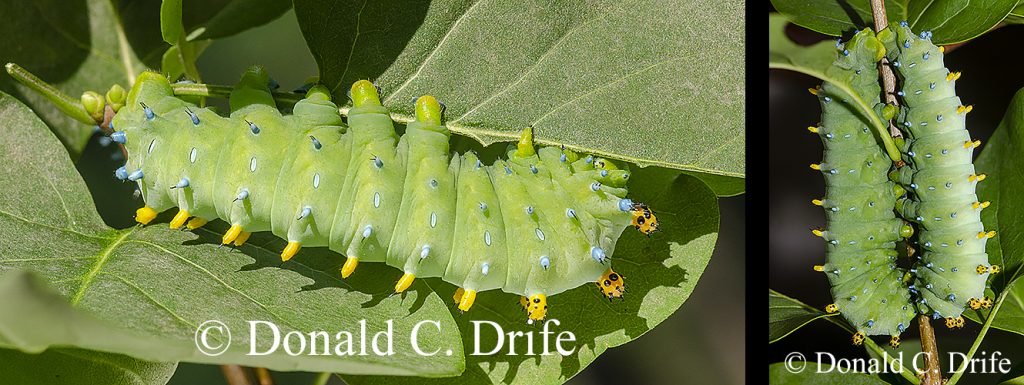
top-left (141, 102), bottom-right (154, 120)
top-left (247, 120), bottom-right (260, 135)
top-left (235, 189), bottom-right (249, 201)
top-left (310, 136), bottom-right (322, 150)
top-left (591, 247), bottom-right (606, 263)
top-left (618, 198), bottom-right (634, 212)
top-left (127, 169), bottom-right (144, 181)
top-left (539, 256), bottom-right (550, 270)
top-left (297, 206), bottom-right (312, 220)
top-left (171, 177), bottom-right (190, 189)
top-left (185, 107), bottom-right (200, 125)
top-left (110, 131), bottom-right (126, 144)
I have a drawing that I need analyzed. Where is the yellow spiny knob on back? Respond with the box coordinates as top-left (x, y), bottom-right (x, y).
top-left (395, 272), bottom-right (416, 293)
top-left (812, 229), bottom-right (824, 237)
top-left (515, 127), bottom-right (536, 157)
top-left (808, 87), bottom-right (819, 95)
top-left (414, 95), bottom-right (442, 125)
top-left (807, 126), bottom-right (819, 133)
top-left (812, 199), bottom-right (823, 206)
top-left (233, 231), bottom-right (251, 246)
top-left (946, 71), bottom-right (962, 81)
top-left (813, 265), bottom-right (824, 272)
top-left (939, 46), bottom-right (945, 53)
top-left (810, 163), bottom-right (821, 170)
top-left (135, 206), bottom-right (158, 225)
top-left (350, 80), bottom-right (381, 107)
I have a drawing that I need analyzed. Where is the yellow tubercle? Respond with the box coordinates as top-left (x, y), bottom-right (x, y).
top-left (968, 298), bottom-right (982, 310)
top-left (631, 203), bottom-right (659, 235)
top-left (186, 217), bottom-right (208, 230)
top-left (986, 230), bottom-right (996, 238)
top-left (810, 163), bottom-right (821, 170)
top-left (981, 297), bottom-right (993, 308)
top-left (991, 265), bottom-right (1001, 274)
top-left (458, 289), bottom-right (477, 312)
top-left (233, 231), bottom-right (251, 246)
top-left (341, 257), bottom-right (359, 278)
top-left (813, 265), bottom-right (824, 272)
top-left (169, 209), bottom-right (190, 229)
top-left (945, 316), bottom-right (965, 329)
top-left (976, 264), bottom-right (989, 274)
top-left (939, 46), bottom-right (945, 53)
top-left (395, 272), bottom-right (416, 293)
top-left (524, 294), bottom-right (548, 322)
top-left (812, 229), bottom-right (824, 237)
top-left (222, 224), bottom-right (242, 244)
top-left (414, 95), bottom-right (443, 125)
top-left (811, 199), bottom-right (823, 206)
top-left (135, 206), bottom-right (158, 225)
top-left (825, 303), bottom-right (838, 313)
top-left (807, 126), bottom-right (819, 133)
top-left (807, 87), bottom-right (819, 95)
top-left (946, 71), bottom-right (962, 81)
top-left (281, 241), bottom-right (301, 261)
top-left (596, 268), bottom-right (625, 299)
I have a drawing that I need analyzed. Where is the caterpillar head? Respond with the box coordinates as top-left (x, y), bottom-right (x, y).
top-left (596, 268), bottom-right (625, 299)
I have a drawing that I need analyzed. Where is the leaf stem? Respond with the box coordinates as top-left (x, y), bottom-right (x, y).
top-left (221, 364), bottom-right (253, 385)
top-left (4, 63), bottom-right (97, 125)
top-left (946, 278), bottom-right (1015, 385)
top-left (917, 315), bottom-right (942, 385)
top-left (169, 83), bottom-right (304, 105)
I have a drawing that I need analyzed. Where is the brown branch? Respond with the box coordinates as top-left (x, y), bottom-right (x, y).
top-left (254, 367), bottom-right (274, 385)
top-left (221, 365), bottom-right (254, 385)
top-left (917, 315), bottom-right (943, 385)
top-left (870, 0), bottom-right (903, 138)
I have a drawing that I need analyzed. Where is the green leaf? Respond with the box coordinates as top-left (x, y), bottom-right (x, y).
top-left (769, 14), bottom-right (897, 161)
top-left (964, 277), bottom-right (1024, 336)
top-left (975, 87), bottom-right (1024, 282)
top-left (295, 0), bottom-right (745, 177)
top-left (0, 91), bottom-right (464, 377)
top-left (161, 0), bottom-right (185, 45)
top-left (343, 167), bottom-right (718, 385)
top-left (1006, 1), bottom-right (1024, 24)
top-left (770, 289), bottom-right (836, 343)
top-left (0, 0), bottom-right (144, 158)
top-left (769, 362), bottom-right (894, 384)
top-left (161, 41), bottom-right (213, 82)
top-left (120, 0), bottom-right (292, 68)
top-left (0, 344), bottom-right (176, 385)
top-left (770, 0), bottom-right (1018, 44)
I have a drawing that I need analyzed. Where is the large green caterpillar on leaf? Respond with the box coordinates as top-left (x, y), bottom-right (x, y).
top-left (879, 22), bottom-right (998, 328)
top-left (809, 29), bottom-right (916, 348)
top-left (108, 67), bottom-right (658, 322)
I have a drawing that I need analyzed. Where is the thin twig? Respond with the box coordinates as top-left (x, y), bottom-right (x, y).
top-left (917, 315), bottom-right (942, 385)
top-left (221, 364), bottom-right (253, 385)
top-left (870, 0), bottom-right (903, 139)
top-left (311, 372), bottom-right (333, 385)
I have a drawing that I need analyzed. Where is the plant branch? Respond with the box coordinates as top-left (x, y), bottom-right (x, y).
top-left (4, 63), bottom-right (96, 125)
top-left (169, 83), bottom-right (305, 105)
top-left (254, 367), bottom-right (274, 385)
top-left (825, 316), bottom-right (921, 384)
top-left (311, 372), bottom-right (333, 385)
top-left (917, 315), bottom-right (942, 385)
top-left (870, 0), bottom-right (902, 139)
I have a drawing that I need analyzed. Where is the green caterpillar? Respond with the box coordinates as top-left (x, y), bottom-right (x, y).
top-left (809, 29), bottom-right (916, 348)
top-left (879, 22), bottom-right (998, 328)
top-left (109, 67), bottom-right (658, 322)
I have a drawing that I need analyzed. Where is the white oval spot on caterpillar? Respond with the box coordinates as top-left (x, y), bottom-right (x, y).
top-left (373, 192), bottom-right (381, 208)
top-left (429, 179), bottom-right (438, 189)
top-left (536, 228), bottom-right (545, 241)
top-left (250, 157), bottom-right (257, 172)
top-left (189, 147), bottom-right (197, 163)
top-left (148, 139), bottom-right (156, 154)
top-left (362, 225), bottom-right (373, 238)
top-left (313, 173), bottom-right (320, 189)
top-left (484, 230), bottom-right (492, 246)
top-left (420, 245), bottom-right (430, 259)
top-left (430, 212), bottom-right (437, 228)
top-left (481, 262), bottom-right (490, 276)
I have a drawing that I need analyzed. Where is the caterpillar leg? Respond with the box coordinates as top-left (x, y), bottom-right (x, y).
top-left (521, 294), bottom-right (548, 323)
top-left (394, 272), bottom-right (415, 293)
top-left (222, 224), bottom-right (243, 244)
top-left (991, 265), bottom-right (1001, 274)
top-left (169, 209), bottom-right (190, 229)
top-left (889, 335), bottom-right (900, 348)
top-left (458, 289), bottom-right (477, 312)
top-left (341, 256), bottom-right (359, 278)
top-left (186, 217), bottom-right (208, 230)
top-left (135, 206), bottom-right (158, 225)
top-left (981, 296), bottom-right (993, 309)
top-left (281, 241), bottom-right (301, 261)
top-left (596, 268), bottom-right (625, 300)
top-left (825, 303), bottom-right (838, 313)
top-left (233, 231), bottom-right (251, 246)
top-left (453, 288), bottom-right (466, 305)
top-left (968, 298), bottom-right (982, 310)
top-left (629, 202), bottom-right (659, 235)
top-left (945, 316), bottom-right (965, 329)
top-left (852, 331), bottom-right (865, 346)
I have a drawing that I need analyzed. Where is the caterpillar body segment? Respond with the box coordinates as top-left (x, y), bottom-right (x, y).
top-left (880, 23), bottom-right (993, 320)
top-left (111, 68), bottom-right (647, 321)
top-left (813, 29), bottom-right (916, 339)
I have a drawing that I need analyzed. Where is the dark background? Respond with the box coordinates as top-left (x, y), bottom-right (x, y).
top-left (770, 8), bottom-right (1024, 385)
top-left (71, 10), bottom-right (746, 385)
